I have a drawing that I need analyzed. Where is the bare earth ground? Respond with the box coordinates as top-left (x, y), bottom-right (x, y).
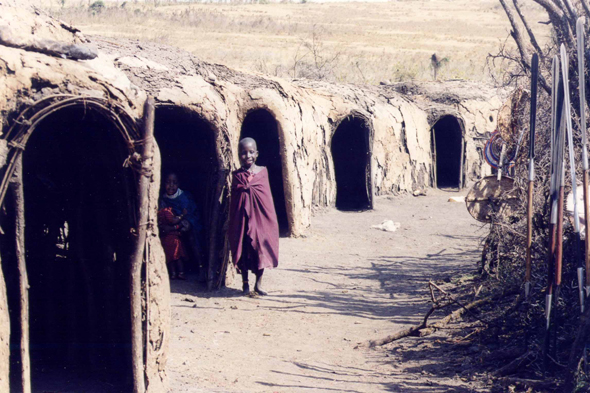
top-left (169, 191), bottom-right (490, 393)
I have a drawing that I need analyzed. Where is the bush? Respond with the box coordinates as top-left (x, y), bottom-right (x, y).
top-left (89, 0), bottom-right (105, 14)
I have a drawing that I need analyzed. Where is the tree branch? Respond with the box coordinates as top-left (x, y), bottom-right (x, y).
top-left (582, 0), bottom-right (590, 20)
top-left (534, 0), bottom-right (565, 19)
top-left (533, 0), bottom-right (574, 45)
top-left (499, 0), bottom-right (551, 93)
top-left (561, 0), bottom-right (579, 24)
top-left (498, 0), bottom-right (530, 67)
top-left (513, 0), bottom-right (545, 62)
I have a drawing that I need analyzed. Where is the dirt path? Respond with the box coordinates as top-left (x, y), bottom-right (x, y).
top-left (168, 191), bottom-right (488, 392)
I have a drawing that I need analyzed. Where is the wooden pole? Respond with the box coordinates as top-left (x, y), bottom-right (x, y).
top-left (10, 156), bottom-right (31, 393)
top-left (525, 53), bottom-right (539, 298)
top-left (545, 54), bottom-right (564, 370)
top-left (207, 169), bottom-right (227, 290)
top-left (578, 18), bottom-right (590, 300)
top-left (130, 97), bottom-right (155, 393)
top-left (525, 181), bottom-right (533, 293)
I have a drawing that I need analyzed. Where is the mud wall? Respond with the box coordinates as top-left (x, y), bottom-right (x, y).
top-left (109, 42), bottom-right (436, 234)
top-left (388, 81), bottom-right (506, 188)
top-left (0, 23), bottom-right (168, 392)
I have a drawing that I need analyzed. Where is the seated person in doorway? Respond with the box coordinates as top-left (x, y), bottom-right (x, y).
top-left (228, 137), bottom-right (279, 295)
top-left (158, 172), bottom-right (203, 280)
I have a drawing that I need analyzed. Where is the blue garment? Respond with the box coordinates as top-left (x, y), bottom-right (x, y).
top-left (159, 189), bottom-right (202, 232)
top-left (159, 190), bottom-right (202, 255)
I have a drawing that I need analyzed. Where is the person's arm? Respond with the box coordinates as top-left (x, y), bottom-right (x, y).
top-left (170, 215), bottom-right (182, 224)
top-left (159, 208), bottom-right (181, 233)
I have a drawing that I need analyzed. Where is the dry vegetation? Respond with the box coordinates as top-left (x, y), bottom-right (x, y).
top-left (33, 0), bottom-right (550, 84)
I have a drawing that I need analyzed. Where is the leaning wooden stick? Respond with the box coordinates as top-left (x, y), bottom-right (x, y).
top-left (545, 55), bottom-right (564, 368)
top-left (563, 42), bottom-right (585, 313)
top-left (546, 57), bottom-right (559, 329)
top-left (555, 45), bottom-right (572, 311)
top-left (577, 18), bottom-right (590, 301)
top-left (525, 53), bottom-right (539, 298)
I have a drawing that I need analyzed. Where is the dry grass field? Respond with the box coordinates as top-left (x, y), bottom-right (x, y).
top-left (33, 0), bottom-right (550, 85)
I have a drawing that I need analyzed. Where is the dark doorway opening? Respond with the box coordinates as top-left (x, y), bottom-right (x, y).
top-left (10, 107), bottom-right (135, 392)
top-left (331, 116), bottom-right (372, 211)
top-left (432, 115), bottom-right (463, 189)
top-left (1, 180), bottom-right (22, 392)
top-left (154, 106), bottom-right (219, 279)
top-left (240, 109), bottom-right (289, 236)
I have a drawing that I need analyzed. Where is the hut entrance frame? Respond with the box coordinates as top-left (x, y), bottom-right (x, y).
top-left (330, 114), bottom-right (374, 211)
top-left (154, 105), bottom-right (229, 289)
top-left (0, 96), bottom-right (155, 393)
top-left (431, 115), bottom-right (465, 190)
top-left (239, 108), bottom-right (291, 236)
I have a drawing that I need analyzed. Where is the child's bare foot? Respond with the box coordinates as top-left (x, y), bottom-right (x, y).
top-left (242, 282), bottom-right (250, 295)
top-left (255, 287), bottom-right (268, 296)
top-left (177, 272), bottom-right (186, 280)
top-left (170, 272), bottom-right (177, 280)
top-left (255, 273), bottom-right (267, 295)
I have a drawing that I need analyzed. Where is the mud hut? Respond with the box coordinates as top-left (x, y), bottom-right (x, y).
top-left (0, 2), bottom-right (505, 392)
top-left (0, 4), bottom-right (168, 393)
top-left (387, 80), bottom-right (507, 189)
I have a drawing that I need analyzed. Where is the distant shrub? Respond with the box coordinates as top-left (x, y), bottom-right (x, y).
top-left (89, 0), bottom-right (105, 14)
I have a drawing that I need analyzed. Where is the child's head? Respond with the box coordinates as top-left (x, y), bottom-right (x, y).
top-left (238, 138), bottom-right (258, 169)
top-left (164, 172), bottom-right (180, 196)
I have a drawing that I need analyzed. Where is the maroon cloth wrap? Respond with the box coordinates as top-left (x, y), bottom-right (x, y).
top-left (229, 167), bottom-right (279, 270)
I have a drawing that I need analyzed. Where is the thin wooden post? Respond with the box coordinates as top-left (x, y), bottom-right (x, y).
top-left (130, 97), bottom-right (155, 393)
top-left (10, 156), bottom-right (31, 393)
top-left (207, 169), bottom-right (227, 290)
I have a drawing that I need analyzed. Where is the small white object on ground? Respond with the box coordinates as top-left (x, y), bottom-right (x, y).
top-left (371, 220), bottom-right (401, 232)
top-left (448, 196), bottom-right (466, 203)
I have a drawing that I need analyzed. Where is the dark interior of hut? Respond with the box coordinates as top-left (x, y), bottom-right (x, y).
top-left (2, 107), bottom-right (136, 392)
top-left (331, 116), bottom-right (371, 211)
top-left (154, 106), bottom-right (219, 280)
top-left (432, 115), bottom-right (463, 189)
top-left (1, 189), bottom-right (22, 391)
top-left (240, 109), bottom-right (290, 236)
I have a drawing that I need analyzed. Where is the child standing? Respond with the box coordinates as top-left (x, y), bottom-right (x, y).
top-left (158, 205), bottom-right (187, 279)
top-left (228, 137), bottom-right (279, 295)
top-left (158, 172), bottom-right (202, 280)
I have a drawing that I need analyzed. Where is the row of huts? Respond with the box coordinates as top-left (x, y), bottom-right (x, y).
top-left (0, 2), bottom-right (503, 392)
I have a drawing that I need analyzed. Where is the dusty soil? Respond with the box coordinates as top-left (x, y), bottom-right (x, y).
top-left (40, 0), bottom-right (550, 84)
top-left (168, 191), bottom-right (490, 392)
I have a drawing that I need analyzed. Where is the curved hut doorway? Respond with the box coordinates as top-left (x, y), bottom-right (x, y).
top-left (331, 116), bottom-right (373, 211)
top-left (240, 109), bottom-right (290, 236)
top-left (432, 115), bottom-right (464, 189)
top-left (154, 106), bottom-right (220, 283)
top-left (12, 106), bottom-right (136, 392)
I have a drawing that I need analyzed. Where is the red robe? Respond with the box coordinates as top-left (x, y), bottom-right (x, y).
top-left (229, 167), bottom-right (279, 270)
top-left (157, 207), bottom-right (187, 262)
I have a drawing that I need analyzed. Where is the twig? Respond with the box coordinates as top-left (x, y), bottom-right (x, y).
top-left (494, 350), bottom-right (535, 376)
top-left (365, 292), bottom-right (505, 348)
top-left (429, 281), bottom-right (500, 327)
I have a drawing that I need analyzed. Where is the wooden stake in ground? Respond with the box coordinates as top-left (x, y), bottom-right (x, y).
top-left (577, 17), bottom-right (590, 302)
top-left (130, 97), bottom-right (156, 393)
top-left (525, 53), bottom-right (539, 298)
top-left (545, 54), bottom-right (565, 367)
top-left (562, 43), bottom-right (585, 314)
